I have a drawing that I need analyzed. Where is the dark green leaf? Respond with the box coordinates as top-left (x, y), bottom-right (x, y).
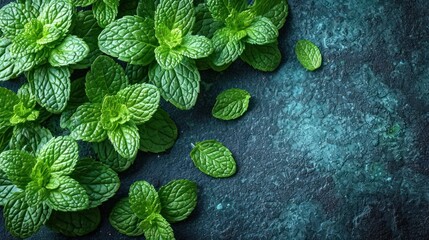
top-left (251, 0), bottom-right (288, 29)
top-left (93, 140), bottom-right (136, 172)
top-left (0, 2), bottom-right (37, 38)
top-left (210, 27), bottom-right (245, 66)
top-left (159, 179), bottom-right (197, 223)
top-left (47, 175), bottom-right (89, 212)
top-left (0, 170), bottom-right (19, 206)
top-left (0, 87), bottom-right (19, 126)
top-left (241, 42), bottom-right (281, 71)
top-left (9, 124), bottom-right (52, 154)
top-left (125, 63), bottom-right (149, 84)
top-left (93, 0), bottom-right (119, 28)
top-left (0, 150), bottom-right (36, 189)
top-left (109, 197), bottom-right (145, 236)
top-left (129, 180), bottom-right (161, 219)
top-left (46, 208), bottom-right (101, 237)
top-left (155, 0), bottom-right (195, 35)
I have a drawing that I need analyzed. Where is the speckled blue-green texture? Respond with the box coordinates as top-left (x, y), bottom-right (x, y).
top-left (1, 0), bottom-right (429, 239)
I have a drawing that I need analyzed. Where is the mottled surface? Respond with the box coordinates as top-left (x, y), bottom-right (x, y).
top-left (1, 0), bottom-right (429, 239)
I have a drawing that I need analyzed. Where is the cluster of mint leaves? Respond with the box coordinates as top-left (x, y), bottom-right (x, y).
top-left (0, 0), bottom-right (289, 238)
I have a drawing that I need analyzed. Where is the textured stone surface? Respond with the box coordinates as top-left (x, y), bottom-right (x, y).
top-left (1, 0), bottom-right (429, 239)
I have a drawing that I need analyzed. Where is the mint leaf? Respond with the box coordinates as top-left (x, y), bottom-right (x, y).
top-left (49, 35), bottom-right (89, 67)
top-left (190, 139), bottom-right (237, 178)
top-left (194, 3), bottom-right (224, 38)
top-left (85, 55), bottom-right (128, 103)
top-left (9, 124), bottom-right (53, 154)
top-left (0, 170), bottom-right (19, 206)
top-left (295, 39), bottom-right (322, 71)
top-left (0, 150), bottom-right (36, 189)
top-left (29, 65), bottom-right (71, 113)
top-left (159, 179), bottom-right (197, 223)
top-left (93, 140), bottom-right (136, 172)
top-left (24, 180), bottom-right (48, 206)
top-left (47, 175), bottom-right (89, 212)
top-left (138, 108), bottom-right (178, 153)
top-left (93, 0), bottom-right (119, 28)
top-left (4, 192), bottom-right (51, 238)
top-left (71, 11), bottom-right (103, 69)
top-left (241, 42), bottom-right (281, 71)
top-left (36, 24), bottom-right (63, 45)
top-left (99, 16), bottom-right (157, 65)
top-left (0, 2), bottom-right (36, 38)
top-left (108, 122), bottom-right (140, 159)
top-left (206, 0), bottom-right (247, 22)
top-left (0, 39), bottom-right (23, 81)
top-left (141, 213), bottom-right (175, 240)
top-left (250, 0), bottom-right (288, 29)
top-left (38, 136), bottom-right (78, 176)
top-left (117, 83), bottom-right (160, 124)
top-left (60, 77), bottom-right (88, 129)
top-left (46, 208), bottom-right (101, 237)
top-left (181, 35), bottom-right (213, 59)
top-left (129, 180), bottom-right (161, 219)
top-left (70, 103), bottom-right (107, 142)
top-left (101, 95), bottom-right (131, 131)
top-left (71, 158), bottom-right (120, 208)
top-left (212, 88), bottom-right (251, 120)
top-left (71, 0), bottom-right (97, 7)
top-left (0, 87), bottom-right (20, 126)
top-left (109, 197), bottom-right (145, 236)
top-left (38, 1), bottom-right (73, 37)
top-left (149, 59), bottom-right (200, 110)
top-left (155, 45), bottom-right (184, 70)
top-left (118, 0), bottom-right (139, 17)
top-left (210, 27), bottom-right (245, 66)
top-left (245, 16), bottom-right (278, 45)
top-left (125, 63), bottom-right (149, 84)
top-left (155, 0), bottom-right (195, 35)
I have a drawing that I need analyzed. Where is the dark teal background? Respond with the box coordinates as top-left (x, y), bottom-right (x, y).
top-left (1, 0), bottom-right (429, 239)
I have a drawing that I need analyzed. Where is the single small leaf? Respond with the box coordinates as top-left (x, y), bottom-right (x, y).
top-left (93, 0), bottom-right (119, 28)
top-left (38, 1), bottom-right (73, 37)
top-left (129, 181), bottom-right (161, 220)
top-left (49, 35), bottom-right (89, 67)
top-left (0, 150), bottom-right (36, 189)
top-left (98, 16), bottom-right (157, 65)
top-left (125, 63), bottom-right (148, 84)
top-left (149, 59), bottom-right (200, 110)
top-left (0, 87), bottom-right (20, 126)
top-left (295, 39), bottom-right (322, 71)
top-left (116, 83), bottom-right (160, 124)
top-left (71, 158), bottom-right (120, 208)
top-left (241, 42), bottom-right (281, 71)
top-left (155, 45), bottom-right (183, 70)
top-left (245, 16), bottom-right (278, 45)
top-left (210, 27), bottom-right (245, 66)
top-left (46, 208), bottom-right (101, 237)
top-left (109, 197), bottom-right (145, 236)
top-left (155, 0), bottom-right (195, 35)
top-left (70, 103), bottom-right (107, 142)
top-left (28, 65), bottom-right (71, 113)
top-left (159, 179), bottom-right (197, 223)
top-left (141, 213), bottom-right (175, 240)
top-left (4, 192), bottom-right (51, 239)
top-left (0, 2), bottom-right (37, 38)
top-left (9, 124), bottom-right (53, 154)
top-left (138, 108), bottom-right (178, 153)
top-left (181, 35), bottom-right (213, 59)
top-left (108, 122), bottom-right (140, 159)
top-left (85, 55), bottom-right (128, 103)
top-left (93, 140), bottom-right (136, 172)
top-left (0, 170), bottom-right (20, 206)
top-left (47, 175), bottom-right (89, 212)
top-left (190, 139), bottom-right (237, 178)
top-left (38, 136), bottom-right (79, 176)
top-left (212, 88), bottom-right (251, 120)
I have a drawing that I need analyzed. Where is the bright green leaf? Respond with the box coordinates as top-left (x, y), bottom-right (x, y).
top-left (49, 35), bottom-right (89, 67)
top-left (190, 139), bottom-right (237, 178)
top-left (0, 150), bottom-right (36, 189)
top-left (38, 136), bottom-right (79, 176)
top-left (24, 180), bottom-right (48, 206)
top-left (38, 1), bottom-right (73, 37)
top-left (93, 140), bottom-right (136, 172)
top-left (212, 88), bottom-right (251, 120)
top-left (93, 0), bottom-right (119, 28)
top-left (46, 208), bottom-right (101, 237)
top-left (108, 122), bottom-right (140, 159)
top-left (129, 180), bottom-right (161, 220)
top-left (36, 24), bottom-right (63, 45)
top-left (295, 39), bottom-right (322, 71)
top-left (241, 42), bottom-right (281, 71)
top-left (109, 197), bottom-right (145, 236)
top-left (9, 124), bottom-right (52, 154)
top-left (101, 95), bottom-right (131, 131)
top-left (141, 213), bottom-right (175, 240)
top-left (0, 2), bottom-right (37, 38)
top-left (159, 179), bottom-right (197, 223)
top-left (70, 103), bottom-right (107, 142)
top-left (245, 16), bottom-right (278, 45)
top-left (155, 45), bottom-right (183, 70)
top-left (155, 0), bottom-right (195, 35)
top-left (47, 175), bottom-right (89, 212)
top-left (181, 35), bottom-right (213, 59)
top-left (0, 170), bottom-right (20, 206)
top-left (206, 0), bottom-right (247, 22)
top-left (251, 0), bottom-right (288, 29)
top-left (210, 27), bottom-right (245, 66)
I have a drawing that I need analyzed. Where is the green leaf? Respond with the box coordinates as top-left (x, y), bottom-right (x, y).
top-left (46, 208), bottom-right (101, 237)
top-left (15, 48), bottom-right (49, 73)
top-left (38, 136), bottom-right (79, 176)
top-left (108, 122), bottom-right (140, 159)
top-left (125, 63), bottom-right (149, 84)
top-left (17, 84), bottom-right (36, 109)
top-left (49, 35), bottom-right (89, 67)
top-left (118, 0), bottom-right (139, 17)
top-left (85, 55), bottom-right (128, 103)
top-left (93, 0), bottom-right (119, 28)
top-left (155, 45), bottom-right (183, 70)
top-left (4, 192), bottom-right (51, 238)
top-left (47, 175), bottom-right (89, 212)
top-left (9, 124), bottom-right (53, 154)
top-left (98, 16), bottom-right (157, 65)
top-left (0, 150), bottom-right (36, 189)
top-left (101, 95), bottom-right (131, 131)
top-left (245, 16), bottom-right (278, 45)
top-left (93, 140), bottom-right (136, 172)
top-left (159, 179), bottom-right (197, 223)
top-left (190, 139), bottom-right (237, 178)
top-left (138, 108), bottom-right (178, 153)
top-left (181, 35), bottom-right (213, 59)
top-left (71, 0), bottom-right (97, 7)
top-left (193, 3), bottom-right (224, 38)
top-left (109, 197), bottom-right (145, 236)
top-left (212, 88), bottom-right (251, 120)
top-left (206, 0), bottom-right (247, 22)
top-left (37, 24), bottom-right (63, 45)
top-left (71, 158), bottom-right (120, 208)
top-left (251, 0), bottom-right (288, 29)
top-left (117, 83), bottom-right (160, 124)
top-left (24, 180), bottom-right (48, 205)
top-left (28, 65), bottom-right (71, 113)
top-left (0, 170), bottom-right (20, 206)
top-left (60, 77), bottom-right (88, 129)
top-left (0, 2), bottom-right (37, 38)
top-left (129, 180), bottom-right (161, 219)
top-left (149, 59), bottom-right (200, 110)
top-left (241, 42), bottom-right (281, 71)
top-left (38, 1), bottom-right (73, 37)
top-left (71, 11), bottom-right (103, 69)
top-left (295, 39), bottom-right (322, 71)
top-left (155, 0), bottom-right (195, 35)
top-left (136, 0), bottom-right (158, 19)
top-left (0, 39), bottom-right (23, 81)
top-left (70, 103), bottom-right (107, 142)
top-left (0, 87), bottom-right (19, 126)
top-left (210, 27), bottom-right (245, 66)
top-left (141, 213), bottom-right (175, 240)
